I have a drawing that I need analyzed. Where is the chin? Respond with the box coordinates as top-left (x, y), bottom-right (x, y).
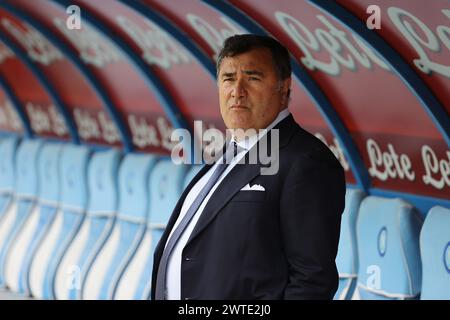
top-left (227, 121), bottom-right (251, 130)
top-left (227, 117), bottom-right (252, 129)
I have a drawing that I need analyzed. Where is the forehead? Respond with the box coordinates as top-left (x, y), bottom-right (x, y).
top-left (219, 48), bottom-right (275, 73)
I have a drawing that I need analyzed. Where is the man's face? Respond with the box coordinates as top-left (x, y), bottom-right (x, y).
top-left (218, 48), bottom-right (291, 131)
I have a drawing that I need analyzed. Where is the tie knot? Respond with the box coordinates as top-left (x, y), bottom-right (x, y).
top-left (232, 140), bottom-right (243, 158)
top-left (222, 141), bottom-right (238, 164)
top-left (232, 141), bottom-right (238, 156)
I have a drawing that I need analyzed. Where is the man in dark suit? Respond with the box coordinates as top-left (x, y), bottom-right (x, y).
top-left (152, 34), bottom-right (346, 300)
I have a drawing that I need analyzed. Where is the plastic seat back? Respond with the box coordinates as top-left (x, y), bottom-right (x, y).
top-left (0, 137), bottom-right (19, 219)
top-left (0, 139), bottom-right (43, 289)
top-left (82, 153), bottom-right (156, 300)
top-left (28, 144), bottom-right (90, 299)
top-left (4, 142), bottom-right (62, 295)
top-left (54, 148), bottom-right (121, 300)
top-left (334, 188), bottom-right (365, 300)
top-left (114, 160), bottom-right (186, 299)
top-left (356, 196), bottom-right (422, 300)
top-left (420, 206), bottom-right (450, 299)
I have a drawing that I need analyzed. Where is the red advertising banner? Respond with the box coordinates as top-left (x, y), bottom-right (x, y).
top-left (0, 6), bottom-right (121, 145)
top-left (0, 10), bottom-right (69, 140)
top-left (147, 0), bottom-right (354, 181)
top-left (337, 0), bottom-right (450, 114)
top-left (228, 0), bottom-right (449, 199)
top-left (0, 88), bottom-right (22, 133)
top-left (0, 42), bottom-right (22, 133)
top-left (146, 0), bottom-right (245, 60)
top-left (9, 0), bottom-right (176, 152)
top-left (71, 0), bottom-right (225, 152)
top-left (1, 1), bottom-right (447, 200)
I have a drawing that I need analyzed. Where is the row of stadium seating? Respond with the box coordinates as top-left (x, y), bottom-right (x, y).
top-left (335, 190), bottom-right (449, 299)
top-left (0, 137), bottom-right (201, 299)
top-left (0, 136), bottom-right (448, 300)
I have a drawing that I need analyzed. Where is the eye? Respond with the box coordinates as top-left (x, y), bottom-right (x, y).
top-left (248, 77), bottom-right (260, 81)
top-left (223, 78), bottom-right (234, 83)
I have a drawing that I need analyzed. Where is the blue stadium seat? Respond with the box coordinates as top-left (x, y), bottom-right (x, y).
top-left (53, 148), bottom-right (121, 300)
top-left (0, 137), bottom-right (19, 219)
top-left (0, 139), bottom-right (43, 289)
top-left (114, 160), bottom-right (187, 300)
top-left (82, 153), bottom-right (157, 300)
top-left (28, 144), bottom-right (90, 299)
top-left (420, 206), bottom-right (450, 299)
top-left (355, 196), bottom-right (423, 299)
top-left (4, 142), bottom-right (62, 295)
top-left (334, 188), bottom-right (365, 300)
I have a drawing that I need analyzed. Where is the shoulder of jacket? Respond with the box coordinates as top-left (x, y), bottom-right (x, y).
top-left (284, 127), bottom-right (342, 169)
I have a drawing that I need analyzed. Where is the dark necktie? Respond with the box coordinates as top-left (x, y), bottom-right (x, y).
top-left (154, 142), bottom-right (238, 300)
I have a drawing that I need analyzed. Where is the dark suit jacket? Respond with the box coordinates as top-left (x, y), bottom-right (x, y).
top-left (151, 115), bottom-right (346, 300)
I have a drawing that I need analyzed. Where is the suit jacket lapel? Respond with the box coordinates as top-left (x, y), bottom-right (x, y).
top-left (153, 162), bottom-right (212, 262)
top-left (186, 114), bottom-right (298, 247)
top-left (186, 155), bottom-right (263, 246)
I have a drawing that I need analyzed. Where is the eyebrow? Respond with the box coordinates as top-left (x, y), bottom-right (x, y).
top-left (244, 70), bottom-right (264, 77)
top-left (221, 70), bottom-right (264, 78)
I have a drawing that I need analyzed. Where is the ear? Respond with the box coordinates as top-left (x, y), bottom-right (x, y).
top-left (281, 77), bottom-right (291, 104)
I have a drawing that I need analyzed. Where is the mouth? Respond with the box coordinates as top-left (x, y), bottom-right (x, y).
top-left (230, 104), bottom-right (248, 110)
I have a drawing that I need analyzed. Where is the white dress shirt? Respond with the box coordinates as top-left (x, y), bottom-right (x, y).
top-left (165, 108), bottom-right (291, 299)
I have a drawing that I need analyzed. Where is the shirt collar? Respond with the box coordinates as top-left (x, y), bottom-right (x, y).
top-left (231, 108), bottom-right (291, 151)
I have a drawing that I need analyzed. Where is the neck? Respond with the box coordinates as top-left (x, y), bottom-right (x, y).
top-left (230, 107), bottom-right (290, 142)
top-left (230, 128), bottom-right (259, 142)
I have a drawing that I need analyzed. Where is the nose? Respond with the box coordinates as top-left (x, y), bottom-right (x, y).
top-left (231, 78), bottom-right (245, 100)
